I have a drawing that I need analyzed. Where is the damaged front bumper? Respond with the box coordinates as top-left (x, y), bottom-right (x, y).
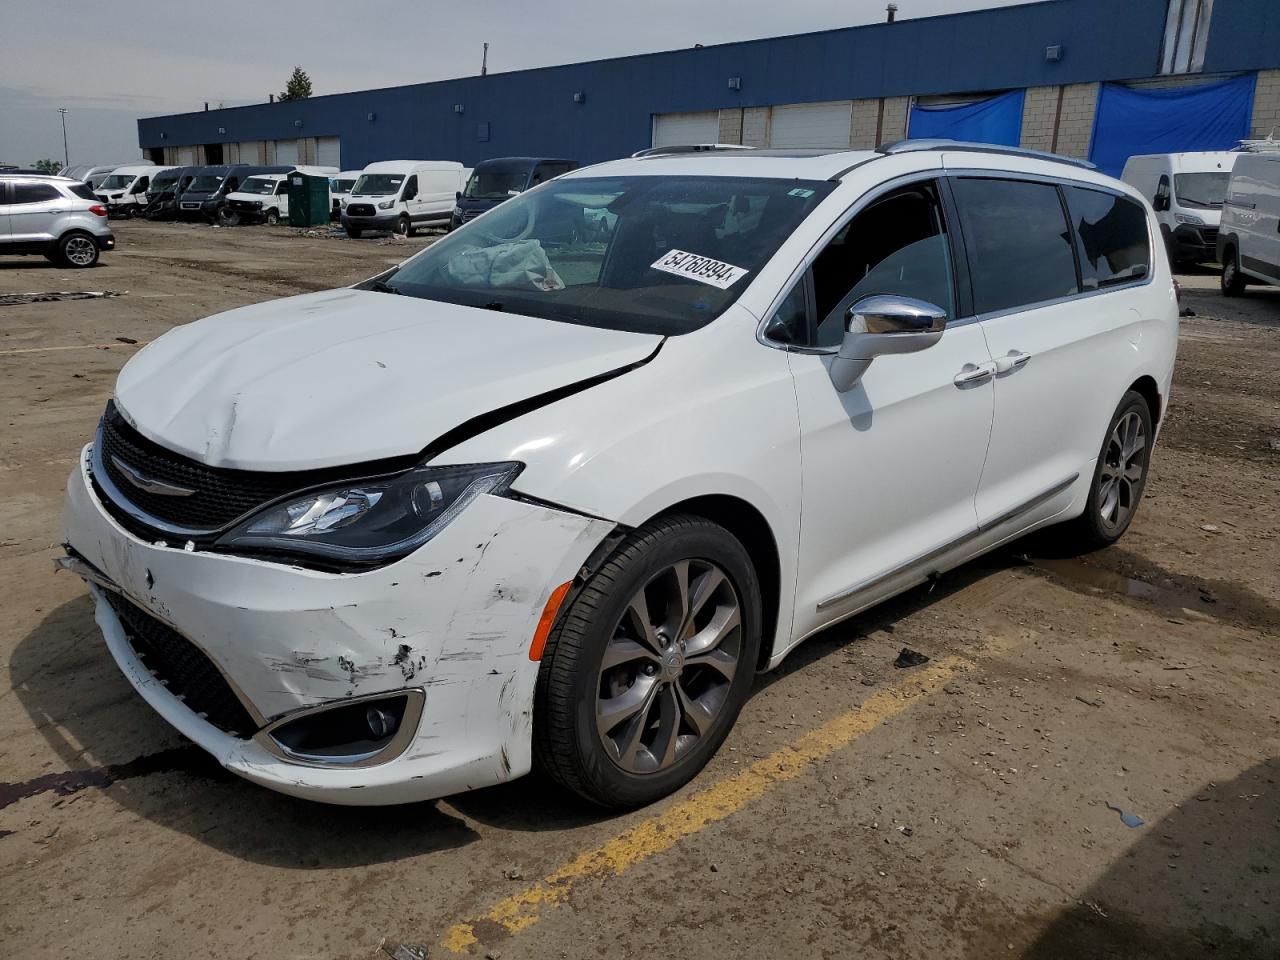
top-left (61, 445), bottom-right (613, 804)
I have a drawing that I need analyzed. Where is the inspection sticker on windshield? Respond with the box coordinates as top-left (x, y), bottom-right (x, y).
top-left (650, 250), bottom-right (750, 290)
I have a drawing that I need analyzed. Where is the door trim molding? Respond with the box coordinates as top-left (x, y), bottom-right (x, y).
top-left (815, 471), bottom-right (1079, 611)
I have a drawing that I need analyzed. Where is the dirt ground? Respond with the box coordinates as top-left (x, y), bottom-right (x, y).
top-left (1, 222), bottom-right (1277, 960)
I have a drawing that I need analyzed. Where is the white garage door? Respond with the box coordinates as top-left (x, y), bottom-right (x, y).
top-left (652, 111), bottom-right (720, 148)
top-left (274, 139), bottom-right (300, 165)
top-left (316, 136), bottom-right (341, 168)
top-left (767, 101), bottom-right (853, 149)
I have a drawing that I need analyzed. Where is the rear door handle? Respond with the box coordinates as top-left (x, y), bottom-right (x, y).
top-left (953, 361), bottom-right (996, 386)
top-left (994, 350), bottom-right (1032, 374)
top-left (48, 208), bottom-right (65, 214)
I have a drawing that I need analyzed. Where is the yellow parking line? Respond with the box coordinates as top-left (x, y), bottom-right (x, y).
top-left (0, 341), bottom-right (149, 356)
top-left (440, 640), bottom-right (1009, 954)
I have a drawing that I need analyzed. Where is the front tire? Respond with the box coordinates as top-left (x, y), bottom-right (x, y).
top-left (1222, 247), bottom-right (1247, 296)
top-left (1053, 390), bottom-right (1153, 551)
top-left (345, 227), bottom-right (363, 239)
top-left (265, 208), bottom-right (280, 226)
top-left (534, 515), bottom-right (762, 808)
top-left (57, 232), bottom-right (99, 268)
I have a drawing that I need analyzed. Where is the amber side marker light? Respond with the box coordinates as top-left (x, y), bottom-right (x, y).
top-left (529, 580), bottom-right (573, 661)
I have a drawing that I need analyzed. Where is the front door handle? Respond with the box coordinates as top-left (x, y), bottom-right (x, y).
top-left (953, 361), bottom-right (996, 386)
top-left (48, 208), bottom-right (65, 214)
top-left (994, 350), bottom-right (1032, 374)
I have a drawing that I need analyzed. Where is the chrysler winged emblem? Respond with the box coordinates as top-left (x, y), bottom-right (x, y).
top-left (111, 456), bottom-right (196, 497)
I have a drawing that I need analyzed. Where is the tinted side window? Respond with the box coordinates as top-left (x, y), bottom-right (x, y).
top-left (68, 183), bottom-right (97, 201)
top-left (1062, 187), bottom-right (1150, 290)
top-left (403, 175), bottom-right (418, 199)
top-left (812, 182), bottom-right (955, 348)
top-left (12, 182), bottom-right (62, 204)
top-left (952, 178), bottom-right (1078, 315)
top-left (764, 280), bottom-right (810, 347)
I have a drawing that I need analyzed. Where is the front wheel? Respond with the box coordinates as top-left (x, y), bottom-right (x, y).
top-left (534, 515), bottom-right (762, 808)
top-left (1222, 247), bottom-right (1247, 296)
top-left (57, 232), bottom-right (99, 268)
top-left (1052, 390), bottom-right (1153, 551)
top-left (393, 215), bottom-right (410, 237)
top-left (265, 208), bottom-right (280, 226)
top-left (345, 227), bottom-right (362, 239)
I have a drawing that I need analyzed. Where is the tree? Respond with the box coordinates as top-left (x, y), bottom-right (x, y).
top-left (279, 67), bottom-right (313, 102)
top-left (33, 158), bottom-right (62, 173)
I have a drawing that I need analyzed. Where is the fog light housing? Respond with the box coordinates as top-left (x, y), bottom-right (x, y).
top-left (257, 690), bottom-right (424, 767)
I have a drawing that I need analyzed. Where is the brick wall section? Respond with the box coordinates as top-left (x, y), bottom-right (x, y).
top-left (1052, 82), bottom-right (1099, 158)
top-left (849, 99), bottom-right (880, 149)
top-left (1251, 69), bottom-right (1280, 140)
top-left (741, 107), bottom-right (771, 147)
top-left (717, 109), bottom-right (744, 145)
top-left (1019, 85), bottom-right (1062, 152)
top-left (880, 96), bottom-right (911, 145)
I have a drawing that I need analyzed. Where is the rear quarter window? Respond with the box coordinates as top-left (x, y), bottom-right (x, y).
top-left (1062, 186), bottom-right (1150, 289)
top-left (67, 183), bottom-right (98, 201)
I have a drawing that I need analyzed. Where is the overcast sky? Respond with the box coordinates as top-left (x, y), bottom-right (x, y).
top-left (0, 0), bottom-right (1029, 167)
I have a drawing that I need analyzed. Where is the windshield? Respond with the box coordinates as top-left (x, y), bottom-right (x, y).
top-left (239, 176), bottom-right (279, 195)
top-left (352, 173), bottom-right (404, 196)
top-left (148, 173), bottom-right (180, 194)
top-left (1174, 172), bottom-right (1230, 208)
top-left (99, 174), bottom-right (135, 189)
top-left (464, 169), bottom-right (529, 200)
top-left (188, 174), bottom-right (225, 193)
top-left (381, 175), bottom-right (834, 336)
top-left (330, 178), bottom-right (356, 192)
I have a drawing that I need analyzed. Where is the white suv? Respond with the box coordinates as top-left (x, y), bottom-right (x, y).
top-left (60, 142), bottom-right (1177, 808)
top-left (1, 174), bottom-right (116, 267)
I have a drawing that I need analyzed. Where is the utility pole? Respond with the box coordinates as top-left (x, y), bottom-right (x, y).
top-left (58, 107), bottom-right (69, 168)
top-left (481, 42), bottom-right (489, 76)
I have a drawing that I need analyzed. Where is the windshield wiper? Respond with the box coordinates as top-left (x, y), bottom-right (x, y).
top-left (371, 279), bottom-right (401, 295)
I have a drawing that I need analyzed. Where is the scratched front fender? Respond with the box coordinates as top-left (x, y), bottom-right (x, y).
top-left (63, 447), bottom-right (615, 803)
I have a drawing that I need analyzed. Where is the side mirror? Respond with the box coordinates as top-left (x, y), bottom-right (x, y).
top-left (1153, 194), bottom-right (1170, 212)
top-left (455, 190), bottom-right (462, 201)
top-left (829, 295), bottom-right (947, 392)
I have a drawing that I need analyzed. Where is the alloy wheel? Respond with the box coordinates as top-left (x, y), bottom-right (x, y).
top-left (1098, 411), bottom-right (1146, 532)
top-left (596, 559), bottom-right (742, 775)
top-left (64, 236), bottom-right (96, 266)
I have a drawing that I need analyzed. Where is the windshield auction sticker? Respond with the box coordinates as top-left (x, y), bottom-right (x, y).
top-left (650, 250), bottom-right (750, 290)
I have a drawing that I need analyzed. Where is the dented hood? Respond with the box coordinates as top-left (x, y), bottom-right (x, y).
top-left (114, 289), bottom-right (661, 471)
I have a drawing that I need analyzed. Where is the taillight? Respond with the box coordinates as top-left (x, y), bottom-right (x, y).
top-left (89, 204), bottom-right (108, 217)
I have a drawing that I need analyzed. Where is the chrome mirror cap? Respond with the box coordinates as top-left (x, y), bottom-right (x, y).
top-left (830, 295), bottom-right (948, 392)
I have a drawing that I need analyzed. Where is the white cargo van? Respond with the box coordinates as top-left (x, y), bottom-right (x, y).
top-left (1217, 150), bottom-right (1280, 294)
top-left (95, 164), bottom-right (175, 218)
top-left (328, 170), bottom-right (362, 219)
top-left (1121, 152), bottom-right (1238, 267)
top-left (222, 166), bottom-right (337, 225)
top-left (341, 160), bottom-right (471, 237)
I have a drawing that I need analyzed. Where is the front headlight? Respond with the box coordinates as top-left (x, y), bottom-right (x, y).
top-left (453, 205), bottom-right (463, 217)
top-left (217, 462), bottom-right (522, 564)
top-left (254, 201), bottom-right (263, 208)
top-left (378, 200), bottom-right (394, 210)
top-left (1175, 213), bottom-right (1205, 225)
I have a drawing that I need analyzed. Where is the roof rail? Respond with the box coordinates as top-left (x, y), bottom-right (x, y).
top-left (877, 139), bottom-right (1096, 170)
top-left (631, 144), bottom-right (756, 159)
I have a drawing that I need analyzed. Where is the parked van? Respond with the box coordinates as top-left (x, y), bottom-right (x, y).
top-left (328, 170), bottom-right (362, 219)
top-left (95, 164), bottom-right (175, 218)
top-left (222, 166), bottom-right (338, 225)
top-left (1121, 152), bottom-right (1238, 267)
top-left (143, 167), bottom-right (198, 220)
top-left (176, 164), bottom-right (250, 222)
top-left (1217, 150), bottom-right (1280, 295)
top-left (341, 161), bottom-right (470, 237)
top-left (61, 162), bottom-right (151, 190)
top-left (451, 157), bottom-right (577, 229)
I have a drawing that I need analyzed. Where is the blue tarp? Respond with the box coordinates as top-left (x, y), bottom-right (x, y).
top-left (908, 89), bottom-right (1026, 147)
top-left (1088, 75), bottom-right (1257, 178)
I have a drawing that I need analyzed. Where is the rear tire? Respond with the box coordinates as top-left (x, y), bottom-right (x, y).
top-left (534, 515), bottom-right (762, 808)
top-left (1222, 247), bottom-right (1247, 297)
top-left (1050, 390), bottom-right (1153, 552)
top-left (57, 232), bottom-right (99, 268)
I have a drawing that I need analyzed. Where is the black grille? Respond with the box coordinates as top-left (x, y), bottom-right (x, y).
top-left (106, 592), bottom-right (257, 737)
top-left (1200, 226), bottom-right (1219, 246)
top-left (226, 199), bottom-right (259, 212)
top-left (346, 203), bottom-right (376, 217)
top-left (462, 210), bottom-right (483, 223)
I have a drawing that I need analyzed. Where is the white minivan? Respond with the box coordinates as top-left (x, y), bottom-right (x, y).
top-left (61, 141), bottom-right (1177, 808)
top-left (1217, 150), bottom-right (1280, 295)
top-left (222, 166), bottom-right (338, 225)
top-left (1121, 152), bottom-right (1238, 267)
top-left (341, 160), bottom-right (471, 237)
top-left (95, 164), bottom-right (175, 218)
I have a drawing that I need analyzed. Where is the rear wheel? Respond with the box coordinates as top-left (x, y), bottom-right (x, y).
top-left (534, 515), bottom-right (761, 808)
top-left (1052, 390), bottom-right (1153, 551)
top-left (1222, 247), bottom-right (1247, 296)
top-left (57, 232), bottom-right (99, 268)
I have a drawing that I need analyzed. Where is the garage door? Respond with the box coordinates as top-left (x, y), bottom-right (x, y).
top-left (767, 102), bottom-right (852, 149)
top-left (652, 111), bottom-right (720, 148)
top-left (316, 136), bottom-right (341, 168)
top-left (274, 139), bottom-right (300, 165)
top-left (176, 146), bottom-right (195, 165)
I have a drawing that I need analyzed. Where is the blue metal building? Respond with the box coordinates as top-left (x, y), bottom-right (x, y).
top-left (137, 0), bottom-right (1279, 173)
